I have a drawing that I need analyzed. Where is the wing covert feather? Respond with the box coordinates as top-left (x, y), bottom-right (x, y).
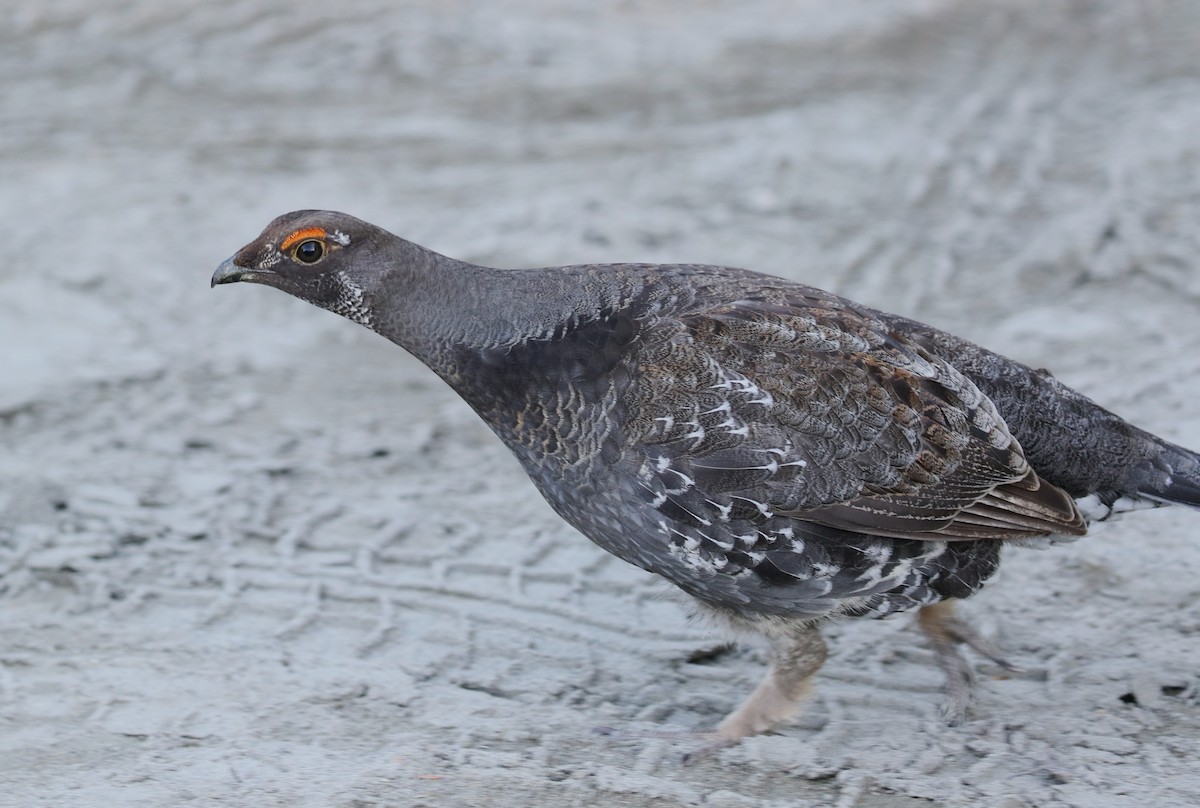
top-left (620, 293), bottom-right (1085, 542)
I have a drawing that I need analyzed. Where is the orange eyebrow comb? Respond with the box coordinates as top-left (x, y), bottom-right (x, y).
top-left (280, 227), bottom-right (327, 252)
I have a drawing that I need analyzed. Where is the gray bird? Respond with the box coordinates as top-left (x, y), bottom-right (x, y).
top-left (213, 210), bottom-right (1200, 748)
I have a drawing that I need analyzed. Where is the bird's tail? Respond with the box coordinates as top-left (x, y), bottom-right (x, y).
top-left (1074, 433), bottom-right (1200, 523)
top-left (1126, 435), bottom-right (1200, 508)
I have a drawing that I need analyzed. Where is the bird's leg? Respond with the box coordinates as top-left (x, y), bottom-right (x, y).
top-left (706, 623), bottom-right (828, 749)
top-left (917, 599), bottom-right (1020, 725)
top-left (598, 624), bottom-right (827, 764)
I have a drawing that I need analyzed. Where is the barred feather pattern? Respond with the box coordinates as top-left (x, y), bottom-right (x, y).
top-left (450, 273), bottom-right (1080, 621)
top-left (220, 212), bottom-right (1200, 628)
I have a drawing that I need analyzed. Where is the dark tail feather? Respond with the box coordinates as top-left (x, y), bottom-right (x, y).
top-left (1129, 438), bottom-right (1200, 508)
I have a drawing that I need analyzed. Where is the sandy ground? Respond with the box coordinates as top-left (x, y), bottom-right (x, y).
top-left (4, 1), bottom-right (1200, 805)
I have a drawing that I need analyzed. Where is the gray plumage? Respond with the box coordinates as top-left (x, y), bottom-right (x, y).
top-left (213, 210), bottom-right (1200, 747)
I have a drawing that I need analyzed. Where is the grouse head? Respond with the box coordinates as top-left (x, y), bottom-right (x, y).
top-left (211, 210), bottom-right (396, 327)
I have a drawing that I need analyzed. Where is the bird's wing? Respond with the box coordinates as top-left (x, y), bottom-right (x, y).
top-left (622, 291), bottom-right (1085, 542)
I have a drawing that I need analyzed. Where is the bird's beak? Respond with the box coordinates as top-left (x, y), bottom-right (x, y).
top-left (211, 257), bottom-right (270, 287)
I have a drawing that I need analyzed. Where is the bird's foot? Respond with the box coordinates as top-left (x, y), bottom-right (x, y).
top-left (681, 735), bottom-right (739, 765)
top-left (596, 623), bottom-right (829, 763)
top-left (917, 599), bottom-right (1022, 725)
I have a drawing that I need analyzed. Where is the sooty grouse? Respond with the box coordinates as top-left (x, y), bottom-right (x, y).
top-left (213, 210), bottom-right (1200, 748)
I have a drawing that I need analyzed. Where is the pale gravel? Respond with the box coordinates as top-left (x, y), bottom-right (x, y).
top-left (3, 1), bottom-right (1200, 806)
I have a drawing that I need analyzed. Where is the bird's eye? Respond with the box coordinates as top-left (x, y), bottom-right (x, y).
top-left (292, 239), bottom-right (325, 264)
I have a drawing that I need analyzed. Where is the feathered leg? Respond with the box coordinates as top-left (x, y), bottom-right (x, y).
top-left (917, 599), bottom-right (1020, 724)
top-left (714, 622), bottom-right (828, 742)
top-left (598, 622), bottom-right (827, 763)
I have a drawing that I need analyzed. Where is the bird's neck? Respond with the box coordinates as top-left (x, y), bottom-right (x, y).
top-left (363, 249), bottom-right (653, 469)
top-left (369, 248), bottom-right (644, 380)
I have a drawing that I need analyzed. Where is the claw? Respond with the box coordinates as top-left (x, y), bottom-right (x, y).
top-left (680, 736), bottom-right (736, 765)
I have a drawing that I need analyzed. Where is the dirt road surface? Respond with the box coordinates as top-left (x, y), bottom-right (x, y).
top-left (4, 1), bottom-right (1200, 805)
